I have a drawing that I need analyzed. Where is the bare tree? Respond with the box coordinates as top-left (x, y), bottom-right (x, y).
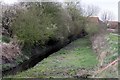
top-left (82, 5), bottom-right (100, 17)
top-left (101, 11), bottom-right (114, 22)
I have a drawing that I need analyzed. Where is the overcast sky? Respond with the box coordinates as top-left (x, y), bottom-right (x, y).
top-left (81, 0), bottom-right (119, 21)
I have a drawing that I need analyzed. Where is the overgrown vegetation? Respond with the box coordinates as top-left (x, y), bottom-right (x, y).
top-left (10, 2), bottom-right (85, 47)
top-left (0, 35), bottom-right (10, 43)
top-left (104, 33), bottom-right (118, 64)
top-left (85, 23), bottom-right (99, 36)
top-left (95, 33), bottom-right (119, 78)
top-left (2, 2), bottom-right (108, 78)
top-left (12, 3), bottom-right (59, 45)
top-left (2, 2), bottom-right (100, 48)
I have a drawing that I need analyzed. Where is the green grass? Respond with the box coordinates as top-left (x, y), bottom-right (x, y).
top-left (5, 37), bottom-right (98, 78)
top-left (104, 33), bottom-right (119, 63)
top-left (96, 33), bottom-right (119, 78)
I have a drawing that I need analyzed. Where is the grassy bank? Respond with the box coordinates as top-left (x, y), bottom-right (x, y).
top-left (5, 36), bottom-right (98, 78)
top-left (96, 33), bottom-right (119, 78)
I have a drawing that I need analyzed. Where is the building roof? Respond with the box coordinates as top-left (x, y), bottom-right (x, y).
top-left (107, 21), bottom-right (118, 25)
top-left (87, 17), bottom-right (101, 24)
top-left (107, 21), bottom-right (118, 29)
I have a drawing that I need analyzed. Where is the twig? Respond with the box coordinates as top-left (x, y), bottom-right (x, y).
top-left (93, 57), bottom-right (120, 77)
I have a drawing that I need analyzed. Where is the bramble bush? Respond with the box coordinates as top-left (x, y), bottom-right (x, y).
top-left (11, 3), bottom-right (61, 45)
top-left (11, 2), bottom-right (85, 46)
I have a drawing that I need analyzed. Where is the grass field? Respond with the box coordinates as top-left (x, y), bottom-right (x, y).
top-left (104, 33), bottom-right (118, 64)
top-left (5, 36), bottom-right (98, 78)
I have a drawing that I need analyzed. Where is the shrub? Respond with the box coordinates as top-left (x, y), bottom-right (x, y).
top-left (11, 2), bottom-right (61, 46)
top-left (85, 23), bottom-right (99, 36)
top-left (10, 2), bottom-right (85, 47)
top-left (66, 2), bottom-right (84, 36)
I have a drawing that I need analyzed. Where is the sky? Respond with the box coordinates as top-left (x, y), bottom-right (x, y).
top-left (118, 1), bottom-right (120, 22)
top-left (1, 0), bottom-right (18, 4)
top-left (1, 0), bottom-right (119, 21)
top-left (81, 0), bottom-right (119, 21)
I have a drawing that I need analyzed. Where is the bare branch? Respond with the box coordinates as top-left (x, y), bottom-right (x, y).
top-left (101, 11), bottom-right (114, 22)
top-left (82, 5), bottom-right (99, 17)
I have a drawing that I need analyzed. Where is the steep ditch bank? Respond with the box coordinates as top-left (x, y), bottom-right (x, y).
top-left (2, 34), bottom-right (86, 76)
top-left (4, 36), bottom-right (98, 78)
top-left (91, 32), bottom-right (118, 78)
